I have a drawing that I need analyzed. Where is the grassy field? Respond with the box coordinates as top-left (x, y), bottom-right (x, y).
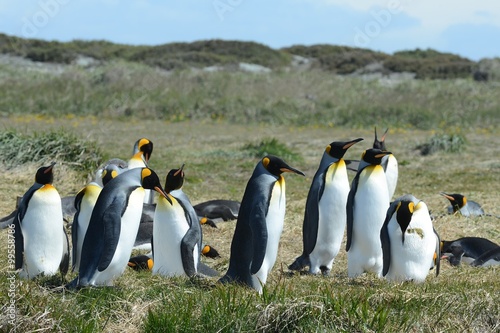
top-left (0, 66), bottom-right (499, 332)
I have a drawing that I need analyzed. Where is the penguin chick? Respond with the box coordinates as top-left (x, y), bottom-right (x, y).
top-left (15, 162), bottom-right (69, 279)
top-left (219, 155), bottom-right (305, 293)
top-left (440, 192), bottom-right (485, 217)
top-left (289, 137), bottom-right (363, 275)
top-left (380, 195), bottom-right (440, 283)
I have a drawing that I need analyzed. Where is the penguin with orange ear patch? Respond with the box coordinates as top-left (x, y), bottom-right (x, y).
top-left (219, 155), bottom-right (305, 293)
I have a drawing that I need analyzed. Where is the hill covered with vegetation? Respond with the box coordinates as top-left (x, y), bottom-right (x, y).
top-left (1, 33), bottom-right (499, 80)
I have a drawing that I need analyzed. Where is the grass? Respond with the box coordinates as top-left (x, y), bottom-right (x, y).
top-left (0, 61), bottom-right (499, 130)
top-left (0, 66), bottom-right (499, 332)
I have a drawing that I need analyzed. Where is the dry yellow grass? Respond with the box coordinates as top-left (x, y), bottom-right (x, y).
top-left (0, 116), bottom-right (498, 332)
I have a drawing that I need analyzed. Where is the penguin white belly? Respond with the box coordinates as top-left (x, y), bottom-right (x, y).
top-left (153, 196), bottom-right (190, 277)
top-left (309, 166), bottom-right (349, 273)
top-left (75, 187), bottom-right (101, 271)
top-left (386, 212), bottom-right (435, 282)
top-left (21, 187), bottom-right (64, 278)
top-left (384, 155), bottom-right (398, 200)
top-left (348, 167), bottom-right (389, 277)
top-left (252, 180), bottom-right (286, 290)
top-left (91, 188), bottom-right (145, 285)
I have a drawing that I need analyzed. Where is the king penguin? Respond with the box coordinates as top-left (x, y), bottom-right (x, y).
top-left (380, 194), bottom-right (441, 283)
top-left (373, 128), bottom-right (398, 200)
top-left (219, 155), bottom-right (305, 293)
top-left (71, 163), bottom-right (123, 272)
top-left (152, 164), bottom-right (203, 277)
top-left (440, 192), bottom-right (485, 217)
top-left (441, 236), bottom-right (499, 265)
top-left (14, 162), bottom-right (69, 279)
top-left (289, 138), bottom-right (363, 275)
top-left (346, 148), bottom-right (392, 278)
top-left (128, 138), bottom-right (155, 204)
top-left (70, 167), bottom-right (168, 287)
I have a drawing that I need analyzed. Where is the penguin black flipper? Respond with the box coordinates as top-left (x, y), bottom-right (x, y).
top-left (433, 227), bottom-right (441, 276)
top-left (97, 202), bottom-right (123, 272)
top-left (71, 189), bottom-right (86, 270)
top-left (471, 247), bottom-right (500, 267)
top-left (249, 203), bottom-right (268, 275)
top-left (14, 184), bottom-right (41, 270)
top-left (346, 173), bottom-right (360, 252)
top-left (288, 170), bottom-right (323, 271)
top-left (60, 227), bottom-right (70, 277)
top-left (380, 201), bottom-right (398, 277)
top-left (180, 228), bottom-right (200, 277)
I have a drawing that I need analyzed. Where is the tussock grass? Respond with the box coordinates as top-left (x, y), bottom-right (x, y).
top-left (243, 138), bottom-right (303, 163)
top-left (417, 132), bottom-right (467, 155)
top-left (0, 129), bottom-right (104, 177)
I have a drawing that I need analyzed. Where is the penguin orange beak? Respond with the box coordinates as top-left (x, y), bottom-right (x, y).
top-left (45, 162), bottom-right (56, 173)
top-left (155, 186), bottom-right (172, 205)
top-left (174, 164), bottom-right (185, 177)
top-left (280, 166), bottom-right (305, 176)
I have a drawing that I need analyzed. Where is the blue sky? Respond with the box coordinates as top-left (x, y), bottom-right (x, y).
top-left (1, 0), bottom-right (500, 61)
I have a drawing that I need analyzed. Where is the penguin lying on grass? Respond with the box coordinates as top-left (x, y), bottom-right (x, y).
top-left (219, 155), bottom-right (305, 293)
top-left (440, 192), bottom-right (485, 217)
top-left (441, 237), bottom-right (499, 266)
top-left (14, 163), bottom-right (70, 280)
top-left (380, 195), bottom-right (440, 283)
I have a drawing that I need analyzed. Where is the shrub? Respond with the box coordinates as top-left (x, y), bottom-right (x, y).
top-left (0, 129), bottom-right (104, 175)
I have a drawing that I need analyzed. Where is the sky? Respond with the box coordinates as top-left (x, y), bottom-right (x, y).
top-left (1, 0), bottom-right (500, 61)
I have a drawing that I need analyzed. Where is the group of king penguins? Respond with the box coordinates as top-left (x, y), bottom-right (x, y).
top-left (9, 129), bottom-right (499, 293)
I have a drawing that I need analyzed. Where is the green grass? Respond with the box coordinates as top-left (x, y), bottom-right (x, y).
top-left (0, 62), bottom-right (499, 130)
top-left (0, 63), bottom-right (499, 332)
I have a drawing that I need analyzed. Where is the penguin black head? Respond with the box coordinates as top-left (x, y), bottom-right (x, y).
top-left (373, 127), bottom-right (389, 151)
top-left (440, 192), bottom-right (466, 211)
top-left (261, 155), bottom-right (305, 177)
top-left (326, 138), bottom-right (364, 159)
top-left (164, 164), bottom-right (185, 193)
top-left (361, 148), bottom-right (392, 165)
top-left (141, 168), bottom-right (171, 203)
top-left (396, 200), bottom-right (414, 244)
top-left (101, 164), bottom-right (121, 186)
top-left (134, 138), bottom-right (153, 164)
top-left (202, 245), bottom-right (221, 259)
top-left (35, 162), bottom-right (56, 185)
top-left (128, 255), bottom-right (154, 271)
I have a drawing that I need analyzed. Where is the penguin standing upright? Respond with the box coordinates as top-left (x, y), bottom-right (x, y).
top-left (219, 155), bottom-right (305, 293)
top-left (153, 164), bottom-right (203, 277)
top-left (14, 163), bottom-right (69, 279)
top-left (440, 192), bottom-right (485, 217)
top-left (289, 138), bottom-right (363, 275)
top-left (346, 148), bottom-right (392, 278)
top-left (70, 167), bottom-right (168, 287)
top-left (380, 194), bottom-right (440, 283)
top-left (373, 128), bottom-right (398, 200)
top-left (72, 164), bottom-right (123, 272)
top-left (128, 138), bottom-right (155, 204)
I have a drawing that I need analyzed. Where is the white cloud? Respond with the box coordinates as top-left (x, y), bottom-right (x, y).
top-left (311, 0), bottom-right (500, 30)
